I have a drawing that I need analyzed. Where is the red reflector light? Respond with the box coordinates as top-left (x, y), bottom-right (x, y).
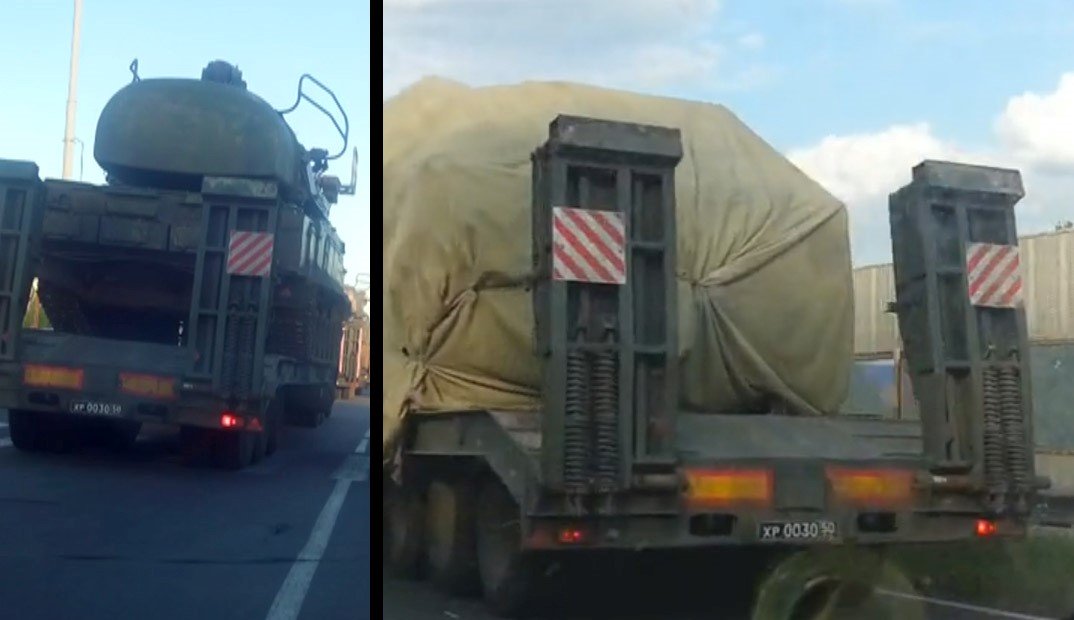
top-left (23, 364), bottom-right (84, 390)
top-left (976, 519), bottom-right (997, 537)
top-left (557, 528), bottom-right (586, 545)
top-left (220, 412), bottom-right (244, 429)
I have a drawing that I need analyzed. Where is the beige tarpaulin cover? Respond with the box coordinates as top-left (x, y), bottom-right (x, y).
top-left (383, 78), bottom-right (854, 455)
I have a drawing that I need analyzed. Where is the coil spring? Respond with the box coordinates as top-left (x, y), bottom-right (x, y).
top-left (982, 366), bottom-right (1007, 497)
top-left (563, 349), bottom-right (590, 494)
top-left (235, 313), bottom-right (257, 398)
top-left (593, 350), bottom-right (619, 494)
top-left (221, 311), bottom-right (240, 392)
top-left (998, 366), bottom-right (1029, 492)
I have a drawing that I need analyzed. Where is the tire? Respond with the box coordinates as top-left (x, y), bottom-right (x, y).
top-left (476, 479), bottom-right (538, 618)
top-left (212, 429), bottom-right (256, 471)
top-left (425, 480), bottom-right (480, 595)
top-left (265, 398), bottom-right (282, 457)
top-left (8, 409), bottom-right (46, 453)
top-left (103, 420), bottom-right (141, 452)
top-left (384, 480), bottom-right (426, 580)
top-left (251, 426), bottom-right (268, 464)
top-left (14, 412), bottom-right (77, 454)
top-left (750, 547), bottom-right (925, 620)
top-left (179, 425), bottom-right (213, 466)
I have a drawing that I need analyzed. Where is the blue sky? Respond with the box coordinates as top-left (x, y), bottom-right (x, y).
top-left (385, 0), bottom-right (1074, 266)
top-left (1, 0), bottom-right (370, 282)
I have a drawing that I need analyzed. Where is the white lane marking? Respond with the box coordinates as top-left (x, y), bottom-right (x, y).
top-left (0, 439), bottom-right (10, 449)
top-left (333, 455), bottom-right (369, 483)
top-left (266, 478), bottom-right (351, 620)
top-left (265, 432), bottom-right (369, 620)
top-left (355, 428), bottom-right (369, 454)
top-left (877, 589), bottom-right (1052, 620)
top-left (0, 422), bottom-right (8, 428)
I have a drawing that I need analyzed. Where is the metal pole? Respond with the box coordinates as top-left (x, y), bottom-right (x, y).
top-left (62, 0), bottom-right (83, 180)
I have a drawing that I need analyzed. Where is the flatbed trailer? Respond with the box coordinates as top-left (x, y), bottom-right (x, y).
top-left (383, 116), bottom-right (1049, 617)
top-left (0, 63), bottom-right (352, 470)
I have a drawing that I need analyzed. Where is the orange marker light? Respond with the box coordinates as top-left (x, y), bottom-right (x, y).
top-left (119, 372), bottom-right (177, 400)
top-left (23, 364), bottom-right (84, 390)
top-left (685, 469), bottom-right (773, 508)
top-left (827, 467), bottom-right (915, 507)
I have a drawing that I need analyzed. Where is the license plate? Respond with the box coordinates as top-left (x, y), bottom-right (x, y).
top-left (70, 401), bottom-right (123, 417)
top-left (758, 520), bottom-right (838, 542)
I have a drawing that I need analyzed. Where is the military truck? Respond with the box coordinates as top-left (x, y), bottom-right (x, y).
top-left (0, 61), bottom-right (352, 470)
top-left (383, 116), bottom-right (1048, 617)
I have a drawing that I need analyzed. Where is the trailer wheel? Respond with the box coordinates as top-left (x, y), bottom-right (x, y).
top-left (179, 426), bottom-right (213, 466)
top-left (251, 426), bottom-right (268, 464)
top-left (212, 430), bottom-right (256, 471)
top-left (10, 411), bottom-right (77, 454)
top-left (103, 421), bottom-right (141, 452)
top-left (476, 479), bottom-right (537, 618)
top-left (425, 480), bottom-right (480, 595)
top-left (751, 547), bottom-right (925, 620)
top-left (8, 410), bottom-right (46, 453)
top-left (265, 398), bottom-right (282, 457)
top-left (384, 480), bottom-right (426, 579)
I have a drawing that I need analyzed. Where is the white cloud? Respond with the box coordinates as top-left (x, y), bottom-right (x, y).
top-left (996, 73), bottom-right (1074, 170)
top-left (789, 73), bottom-right (1074, 264)
top-left (788, 124), bottom-right (971, 263)
top-left (788, 123), bottom-right (964, 208)
top-left (383, 0), bottom-right (768, 98)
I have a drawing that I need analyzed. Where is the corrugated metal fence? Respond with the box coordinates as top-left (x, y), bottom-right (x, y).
top-left (854, 228), bottom-right (1074, 355)
top-left (847, 229), bottom-right (1074, 490)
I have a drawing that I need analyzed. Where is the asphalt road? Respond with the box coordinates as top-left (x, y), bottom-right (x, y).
top-left (384, 577), bottom-right (1061, 620)
top-left (0, 398), bottom-right (371, 620)
top-left (384, 552), bottom-right (1056, 620)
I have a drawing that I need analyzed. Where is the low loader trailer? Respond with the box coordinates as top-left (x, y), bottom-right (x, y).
top-left (384, 116), bottom-right (1048, 617)
top-left (0, 61), bottom-right (353, 470)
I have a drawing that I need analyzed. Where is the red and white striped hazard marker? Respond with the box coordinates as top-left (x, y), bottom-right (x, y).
top-left (227, 231), bottom-right (275, 278)
top-left (966, 242), bottom-right (1023, 308)
top-left (551, 207), bottom-right (626, 285)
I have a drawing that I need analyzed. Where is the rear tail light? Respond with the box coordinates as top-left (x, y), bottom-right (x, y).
top-left (119, 372), bottom-right (177, 400)
top-left (557, 527), bottom-right (587, 545)
top-left (220, 412), bottom-right (244, 429)
top-left (827, 467), bottom-right (914, 507)
top-left (975, 519), bottom-right (997, 537)
top-left (23, 364), bottom-right (84, 390)
top-left (684, 468), bottom-right (773, 508)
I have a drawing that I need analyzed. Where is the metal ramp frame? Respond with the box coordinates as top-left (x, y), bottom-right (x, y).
top-left (186, 177), bottom-right (279, 405)
top-left (0, 161), bottom-right (43, 362)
